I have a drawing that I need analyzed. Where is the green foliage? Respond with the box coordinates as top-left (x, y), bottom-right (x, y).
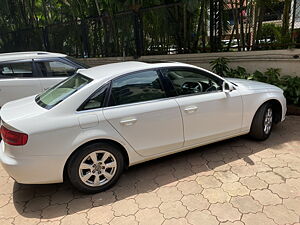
top-left (258, 24), bottom-right (281, 43)
top-left (280, 76), bottom-right (300, 105)
top-left (227, 66), bottom-right (249, 79)
top-left (210, 57), bottom-right (300, 106)
top-left (210, 57), bottom-right (229, 77)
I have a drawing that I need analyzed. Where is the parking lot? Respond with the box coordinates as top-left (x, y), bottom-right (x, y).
top-left (0, 116), bottom-right (299, 225)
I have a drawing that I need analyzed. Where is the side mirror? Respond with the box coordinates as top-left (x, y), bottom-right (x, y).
top-left (222, 81), bottom-right (234, 93)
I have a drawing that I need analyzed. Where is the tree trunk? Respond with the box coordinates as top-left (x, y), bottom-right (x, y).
top-left (255, 3), bottom-right (265, 48)
top-left (193, 0), bottom-right (205, 50)
top-left (282, 0), bottom-right (292, 41)
top-left (291, 0), bottom-right (297, 42)
top-left (240, 0), bottom-right (246, 50)
top-left (230, 0), bottom-right (241, 51)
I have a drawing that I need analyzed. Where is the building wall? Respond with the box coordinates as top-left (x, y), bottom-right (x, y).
top-left (79, 49), bottom-right (300, 77)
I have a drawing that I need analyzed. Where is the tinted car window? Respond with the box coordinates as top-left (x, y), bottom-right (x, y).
top-left (81, 86), bottom-right (107, 110)
top-left (36, 73), bottom-right (92, 109)
top-left (165, 69), bottom-right (222, 96)
top-left (0, 62), bottom-right (33, 78)
top-left (37, 61), bottom-right (77, 77)
top-left (109, 70), bottom-right (166, 106)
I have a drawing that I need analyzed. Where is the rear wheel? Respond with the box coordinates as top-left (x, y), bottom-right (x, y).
top-left (67, 142), bottom-right (124, 193)
top-left (249, 102), bottom-right (273, 141)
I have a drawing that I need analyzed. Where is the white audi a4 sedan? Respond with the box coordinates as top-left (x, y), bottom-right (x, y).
top-left (0, 61), bottom-right (286, 193)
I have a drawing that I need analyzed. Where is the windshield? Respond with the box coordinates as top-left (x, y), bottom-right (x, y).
top-left (36, 73), bottom-right (92, 109)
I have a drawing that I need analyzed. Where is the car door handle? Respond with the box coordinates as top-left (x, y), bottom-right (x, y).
top-left (184, 106), bottom-right (198, 113)
top-left (120, 118), bottom-right (137, 126)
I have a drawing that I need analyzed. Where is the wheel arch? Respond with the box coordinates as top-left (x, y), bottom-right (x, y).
top-left (63, 138), bottom-right (130, 182)
top-left (252, 99), bottom-right (283, 125)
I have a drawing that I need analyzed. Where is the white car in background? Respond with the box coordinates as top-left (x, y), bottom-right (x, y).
top-left (0, 51), bottom-right (88, 107)
top-left (0, 61), bottom-right (286, 193)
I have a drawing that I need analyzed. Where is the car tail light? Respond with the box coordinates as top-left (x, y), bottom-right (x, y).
top-left (0, 126), bottom-right (28, 146)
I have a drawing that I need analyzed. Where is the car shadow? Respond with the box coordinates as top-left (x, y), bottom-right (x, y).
top-left (11, 116), bottom-right (300, 219)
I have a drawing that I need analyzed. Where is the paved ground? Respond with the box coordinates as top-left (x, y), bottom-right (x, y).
top-left (0, 116), bottom-right (300, 225)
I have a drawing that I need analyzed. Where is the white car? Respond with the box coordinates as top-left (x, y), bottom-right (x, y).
top-left (0, 61), bottom-right (286, 193)
top-left (0, 51), bottom-right (88, 107)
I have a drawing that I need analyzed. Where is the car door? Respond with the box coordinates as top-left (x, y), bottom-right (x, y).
top-left (34, 58), bottom-right (79, 91)
top-left (162, 67), bottom-right (243, 147)
top-left (0, 60), bottom-right (42, 107)
top-left (102, 70), bottom-right (184, 157)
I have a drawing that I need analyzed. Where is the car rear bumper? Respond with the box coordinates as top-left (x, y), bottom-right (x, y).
top-left (0, 141), bottom-right (65, 184)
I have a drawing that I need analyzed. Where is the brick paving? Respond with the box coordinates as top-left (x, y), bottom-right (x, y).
top-left (0, 116), bottom-right (300, 225)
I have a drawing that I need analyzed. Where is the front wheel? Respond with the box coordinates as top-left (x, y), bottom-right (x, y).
top-left (67, 143), bottom-right (124, 193)
top-left (249, 102), bottom-right (274, 141)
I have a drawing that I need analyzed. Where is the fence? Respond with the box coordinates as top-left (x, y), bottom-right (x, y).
top-left (0, 2), bottom-right (299, 58)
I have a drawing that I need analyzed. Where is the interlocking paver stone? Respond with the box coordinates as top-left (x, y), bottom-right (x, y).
top-left (87, 205), bottom-right (114, 224)
top-left (221, 182), bottom-right (250, 196)
top-left (181, 194), bottom-right (210, 211)
top-left (91, 191), bottom-right (116, 206)
top-left (162, 218), bottom-right (190, 225)
top-left (0, 202), bottom-right (23, 218)
top-left (230, 165), bottom-right (256, 177)
top-left (262, 157), bottom-right (287, 168)
top-left (68, 197), bottom-right (92, 213)
top-left (187, 210), bottom-right (219, 225)
top-left (257, 171), bottom-right (284, 184)
top-left (196, 175), bottom-right (222, 188)
top-left (159, 200), bottom-right (188, 219)
top-left (14, 212), bottom-right (40, 225)
top-left (109, 215), bottom-right (138, 225)
top-left (176, 180), bottom-right (203, 195)
top-left (242, 212), bottom-right (277, 225)
top-left (210, 202), bottom-right (241, 222)
top-left (0, 194), bottom-right (10, 208)
top-left (239, 176), bottom-right (268, 190)
top-left (60, 213), bottom-right (88, 225)
top-left (214, 171), bottom-right (239, 183)
top-left (25, 196), bottom-right (50, 212)
top-left (269, 182), bottom-right (299, 198)
top-left (263, 204), bottom-right (299, 224)
top-left (112, 199), bottom-right (138, 216)
top-left (156, 186), bottom-right (182, 202)
top-left (135, 208), bottom-right (164, 225)
top-left (0, 218), bottom-right (14, 225)
top-left (0, 116), bottom-right (299, 225)
top-left (273, 167), bottom-right (300, 178)
top-left (41, 204), bottom-right (67, 220)
top-left (135, 192), bottom-right (161, 209)
top-left (283, 197), bottom-right (300, 214)
top-left (202, 188), bottom-right (230, 203)
top-left (230, 196), bottom-right (263, 213)
top-left (250, 189), bottom-right (282, 205)
top-left (220, 222), bottom-right (244, 225)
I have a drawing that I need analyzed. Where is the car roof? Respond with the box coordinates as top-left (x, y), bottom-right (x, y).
top-left (0, 51), bottom-right (66, 62)
top-left (79, 61), bottom-right (196, 81)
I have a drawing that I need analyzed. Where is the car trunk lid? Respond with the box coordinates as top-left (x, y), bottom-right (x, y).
top-left (0, 95), bottom-right (47, 128)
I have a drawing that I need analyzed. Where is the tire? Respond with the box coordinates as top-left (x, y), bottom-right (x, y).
top-left (67, 142), bottom-right (124, 193)
top-left (249, 102), bottom-right (274, 141)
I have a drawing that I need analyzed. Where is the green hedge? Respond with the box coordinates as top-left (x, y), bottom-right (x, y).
top-left (210, 57), bottom-right (300, 106)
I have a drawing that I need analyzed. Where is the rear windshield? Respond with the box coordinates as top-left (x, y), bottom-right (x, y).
top-left (36, 73), bottom-right (92, 109)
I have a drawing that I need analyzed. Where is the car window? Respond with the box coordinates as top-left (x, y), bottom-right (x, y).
top-left (36, 73), bottom-right (92, 109)
top-left (36, 61), bottom-right (77, 77)
top-left (164, 69), bottom-right (222, 96)
top-left (66, 56), bottom-right (90, 68)
top-left (80, 86), bottom-right (107, 110)
top-left (0, 62), bottom-right (33, 78)
top-left (109, 70), bottom-right (166, 106)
